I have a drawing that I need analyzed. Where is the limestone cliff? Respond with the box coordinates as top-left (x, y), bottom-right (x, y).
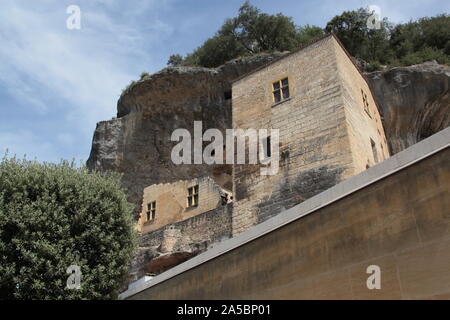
top-left (87, 53), bottom-right (287, 212)
top-left (87, 59), bottom-right (450, 212)
top-left (366, 61), bottom-right (450, 154)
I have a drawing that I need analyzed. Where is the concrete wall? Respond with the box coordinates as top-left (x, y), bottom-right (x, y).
top-left (231, 35), bottom-right (385, 235)
top-left (123, 128), bottom-right (450, 300)
top-left (138, 177), bottom-right (227, 234)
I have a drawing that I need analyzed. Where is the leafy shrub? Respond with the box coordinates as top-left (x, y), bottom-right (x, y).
top-left (0, 156), bottom-right (136, 299)
top-left (139, 72), bottom-right (150, 80)
top-left (122, 80), bottom-right (137, 94)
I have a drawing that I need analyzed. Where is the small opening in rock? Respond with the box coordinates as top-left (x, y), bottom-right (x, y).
top-left (224, 90), bottom-right (232, 100)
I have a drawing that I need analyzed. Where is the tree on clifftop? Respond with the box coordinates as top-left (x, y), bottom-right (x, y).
top-left (164, 2), bottom-right (449, 71)
top-left (172, 1), bottom-right (311, 68)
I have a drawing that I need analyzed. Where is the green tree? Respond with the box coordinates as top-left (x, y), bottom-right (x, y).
top-left (0, 156), bottom-right (136, 300)
top-left (166, 5), bottom-right (449, 72)
top-left (178, 1), bottom-right (313, 68)
top-left (325, 8), bottom-right (392, 66)
top-left (167, 54), bottom-right (184, 67)
top-left (297, 25), bottom-right (325, 45)
top-left (390, 14), bottom-right (450, 65)
top-left (185, 34), bottom-right (247, 68)
top-left (222, 1), bottom-right (299, 53)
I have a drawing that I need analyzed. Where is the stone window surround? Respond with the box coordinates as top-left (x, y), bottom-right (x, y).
top-left (145, 201), bottom-right (156, 225)
top-left (272, 77), bottom-right (290, 104)
top-left (187, 185), bottom-right (199, 208)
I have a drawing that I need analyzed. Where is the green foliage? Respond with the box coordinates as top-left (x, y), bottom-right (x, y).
top-left (177, 1), bottom-right (320, 68)
top-left (0, 155), bottom-right (136, 300)
top-left (326, 9), bottom-right (449, 69)
top-left (325, 8), bottom-right (394, 65)
top-left (140, 72), bottom-right (150, 80)
top-left (222, 1), bottom-right (300, 53)
top-left (165, 3), bottom-right (449, 71)
top-left (297, 25), bottom-right (325, 45)
top-left (185, 34), bottom-right (247, 68)
top-left (365, 60), bottom-right (383, 72)
top-left (167, 54), bottom-right (184, 67)
top-left (122, 80), bottom-right (136, 94)
top-left (389, 14), bottom-right (450, 66)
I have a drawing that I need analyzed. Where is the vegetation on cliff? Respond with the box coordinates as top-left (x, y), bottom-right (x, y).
top-left (0, 155), bottom-right (136, 299)
top-left (168, 1), bottom-right (450, 71)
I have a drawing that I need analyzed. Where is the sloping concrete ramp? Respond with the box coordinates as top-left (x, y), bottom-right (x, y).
top-left (121, 127), bottom-right (450, 300)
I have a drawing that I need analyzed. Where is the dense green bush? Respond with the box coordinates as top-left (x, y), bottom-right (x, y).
top-left (0, 156), bottom-right (136, 300)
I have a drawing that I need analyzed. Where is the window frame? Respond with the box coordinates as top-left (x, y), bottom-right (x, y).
top-left (361, 89), bottom-right (372, 118)
top-left (272, 77), bottom-right (290, 104)
top-left (262, 136), bottom-right (272, 159)
top-left (146, 201), bottom-right (156, 222)
top-left (370, 138), bottom-right (379, 164)
top-left (187, 185), bottom-right (199, 208)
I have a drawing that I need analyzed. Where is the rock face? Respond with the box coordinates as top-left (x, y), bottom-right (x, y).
top-left (88, 58), bottom-right (450, 213)
top-left (87, 53), bottom-right (288, 213)
top-left (366, 61), bottom-right (450, 154)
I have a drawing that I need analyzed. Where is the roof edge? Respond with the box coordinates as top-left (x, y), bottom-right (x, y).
top-left (231, 33), bottom-right (335, 84)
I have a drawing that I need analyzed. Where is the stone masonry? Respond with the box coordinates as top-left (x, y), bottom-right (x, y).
top-left (137, 176), bottom-right (231, 235)
top-left (231, 34), bottom-right (390, 235)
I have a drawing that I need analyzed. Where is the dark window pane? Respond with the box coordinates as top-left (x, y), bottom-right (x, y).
top-left (282, 87), bottom-right (290, 99)
top-left (281, 78), bottom-right (289, 87)
top-left (194, 194), bottom-right (199, 206)
top-left (194, 185), bottom-right (199, 194)
top-left (188, 196), bottom-right (192, 207)
top-left (265, 136), bottom-right (271, 158)
top-left (273, 81), bottom-right (280, 90)
top-left (273, 90), bottom-right (281, 103)
top-left (188, 187), bottom-right (193, 195)
top-left (224, 90), bottom-right (232, 100)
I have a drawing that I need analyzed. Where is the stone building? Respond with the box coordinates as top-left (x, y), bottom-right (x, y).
top-left (137, 177), bottom-right (232, 235)
top-left (231, 34), bottom-right (390, 235)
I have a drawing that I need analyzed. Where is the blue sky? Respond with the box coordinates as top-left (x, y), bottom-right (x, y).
top-left (0, 0), bottom-right (448, 164)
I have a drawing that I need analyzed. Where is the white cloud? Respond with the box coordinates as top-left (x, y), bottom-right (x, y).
top-left (0, 0), bottom-right (174, 161)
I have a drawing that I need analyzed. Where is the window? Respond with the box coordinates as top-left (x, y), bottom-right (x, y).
top-left (146, 201), bottom-right (156, 221)
top-left (273, 78), bottom-right (290, 103)
top-left (263, 136), bottom-right (271, 158)
top-left (370, 139), bottom-right (379, 164)
top-left (224, 90), bottom-right (232, 100)
top-left (187, 185), bottom-right (199, 208)
top-left (361, 89), bottom-right (372, 118)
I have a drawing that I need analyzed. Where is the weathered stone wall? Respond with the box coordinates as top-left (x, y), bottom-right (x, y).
top-left (126, 145), bottom-right (450, 300)
top-left (138, 177), bottom-right (228, 234)
top-left (130, 204), bottom-right (232, 281)
top-left (87, 54), bottom-right (287, 214)
top-left (366, 61), bottom-right (450, 154)
top-left (333, 39), bottom-right (390, 171)
top-left (231, 35), bottom-right (386, 235)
